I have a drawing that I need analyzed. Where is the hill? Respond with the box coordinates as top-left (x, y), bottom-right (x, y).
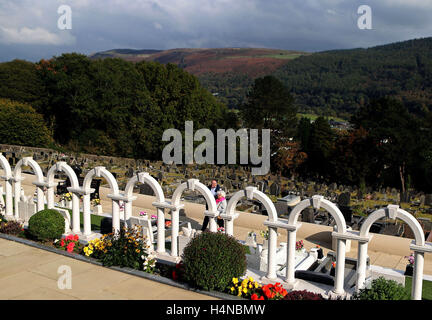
top-left (90, 38), bottom-right (432, 117)
top-left (273, 37), bottom-right (432, 119)
top-left (89, 48), bottom-right (309, 109)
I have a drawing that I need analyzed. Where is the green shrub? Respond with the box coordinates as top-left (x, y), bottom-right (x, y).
top-left (28, 209), bottom-right (65, 241)
top-left (353, 277), bottom-right (409, 300)
top-left (182, 232), bottom-right (247, 291)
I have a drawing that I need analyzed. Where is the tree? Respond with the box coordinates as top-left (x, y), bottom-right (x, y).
top-left (0, 99), bottom-right (52, 147)
top-left (303, 117), bottom-right (335, 180)
top-left (240, 75), bottom-right (298, 169)
top-left (351, 97), bottom-right (420, 193)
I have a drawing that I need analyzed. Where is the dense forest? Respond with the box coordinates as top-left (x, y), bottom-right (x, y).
top-left (198, 38), bottom-right (432, 118)
top-left (0, 54), bottom-right (235, 159)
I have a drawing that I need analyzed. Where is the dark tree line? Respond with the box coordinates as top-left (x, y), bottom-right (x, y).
top-left (0, 54), bottom-right (235, 159)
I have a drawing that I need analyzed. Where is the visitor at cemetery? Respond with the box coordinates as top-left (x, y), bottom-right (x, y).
top-left (216, 190), bottom-right (226, 228)
top-left (201, 179), bottom-right (221, 231)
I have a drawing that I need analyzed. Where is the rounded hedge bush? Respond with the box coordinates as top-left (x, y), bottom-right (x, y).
top-left (28, 209), bottom-right (65, 241)
top-left (181, 231), bottom-right (247, 291)
top-left (353, 277), bottom-right (409, 300)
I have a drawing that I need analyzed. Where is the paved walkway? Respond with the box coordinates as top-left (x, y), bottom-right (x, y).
top-left (0, 238), bottom-right (216, 300)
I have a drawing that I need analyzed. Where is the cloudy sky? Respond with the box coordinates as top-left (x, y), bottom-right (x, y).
top-left (0, 0), bottom-right (431, 62)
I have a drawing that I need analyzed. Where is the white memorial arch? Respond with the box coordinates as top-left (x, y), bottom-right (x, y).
top-left (43, 162), bottom-right (80, 233)
top-left (0, 154), bottom-right (13, 216)
top-left (169, 179), bottom-right (217, 257)
top-left (356, 205), bottom-right (432, 300)
top-left (224, 186), bottom-right (282, 280)
top-left (80, 166), bottom-right (120, 237)
top-left (285, 195), bottom-right (348, 294)
top-left (12, 157), bottom-right (45, 219)
top-left (123, 172), bottom-right (167, 253)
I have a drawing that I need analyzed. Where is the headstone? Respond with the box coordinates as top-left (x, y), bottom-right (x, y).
top-left (125, 167), bottom-right (134, 178)
top-left (139, 184), bottom-right (154, 196)
top-left (301, 208), bottom-right (315, 223)
top-left (425, 194), bottom-right (432, 206)
top-left (420, 195), bottom-right (426, 206)
top-left (337, 192), bottom-right (351, 207)
top-left (269, 182), bottom-right (280, 196)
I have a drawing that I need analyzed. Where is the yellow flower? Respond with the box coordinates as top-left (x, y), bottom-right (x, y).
top-left (135, 249), bottom-right (140, 253)
top-left (249, 284), bottom-right (253, 289)
top-left (248, 277), bottom-right (254, 282)
top-left (230, 287), bottom-right (235, 292)
top-left (243, 287), bottom-right (248, 294)
top-left (232, 278), bottom-right (238, 285)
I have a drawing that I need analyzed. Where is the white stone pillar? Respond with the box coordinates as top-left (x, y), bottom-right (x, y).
top-left (4, 178), bottom-right (13, 216)
top-left (112, 199), bottom-right (120, 233)
top-left (82, 194), bottom-right (91, 235)
top-left (71, 192), bottom-right (80, 233)
top-left (125, 201), bottom-right (132, 221)
top-left (171, 209), bottom-right (179, 257)
top-left (286, 230), bottom-right (296, 284)
top-left (36, 186), bottom-right (44, 212)
top-left (334, 238), bottom-right (346, 295)
top-left (209, 216), bottom-right (217, 232)
top-left (356, 241), bottom-right (369, 292)
top-left (226, 217), bottom-right (234, 236)
top-left (13, 179), bottom-right (20, 219)
top-left (412, 251), bottom-right (424, 300)
top-left (266, 227), bottom-right (278, 279)
top-left (47, 187), bottom-right (55, 209)
top-left (156, 207), bottom-right (165, 253)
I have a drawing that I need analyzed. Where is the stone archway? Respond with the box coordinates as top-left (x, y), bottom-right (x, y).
top-left (0, 154), bottom-right (13, 216)
top-left (123, 172), bottom-right (166, 253)
top-left (44, 162), bottom-right (80, 233)
top-left (285, 195), bottom-right (348, 294)
top-left (357, 205), bottom-right (428, 300)
top-left (169, 179), bottom-right (217, 257)
top-left (224, 186), bottom-right (281, 280)
top-left (80, 167), bottom-right (120, 236)
top-left (12, 157), bottom-right (45, 219)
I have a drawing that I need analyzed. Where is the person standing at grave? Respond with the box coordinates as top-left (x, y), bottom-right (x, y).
top-left (216, 190), bottom-right (226, 228)
top-left (201, 179), bottom-right (221, 231)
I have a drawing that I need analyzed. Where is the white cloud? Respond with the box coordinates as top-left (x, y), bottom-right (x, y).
top-left (154, 22), bottom-right (163, 30)
top-left (0, 26), bottom-right (75, 45)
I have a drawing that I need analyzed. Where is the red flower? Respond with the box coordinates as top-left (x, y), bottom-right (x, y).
top-left (251, 294), bottom-right (258, 300)
top-left (74, 234), bottom-right (79, 241)
top-left (172, 270), bottom-right (178, 281)
top-left (60, 239), bottom-right (65, 247)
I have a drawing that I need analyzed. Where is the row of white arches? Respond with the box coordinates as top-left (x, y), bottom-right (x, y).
top-left (1, 155), bottom-right (431, 299)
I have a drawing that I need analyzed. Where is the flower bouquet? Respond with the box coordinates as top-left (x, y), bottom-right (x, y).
top-left (404, 253), bottom-right (414, 276)
top-left (55, 234), bottom-right (80, 253)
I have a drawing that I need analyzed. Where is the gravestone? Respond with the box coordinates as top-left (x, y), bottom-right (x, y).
top-left (269, 182), bottom-right (280, 196)
top-left (425, 194), bottom-right (432, 206)
top-left (125, 167), bottom-right (134, 178)
top-left (337, 192), bottom-right (351, 207)
top-left (301, 208), bottom-right (315, 223)
top-left (139, 184), bottom-right (154, 196)
top-left (420, 195), bottom-right (426, 206)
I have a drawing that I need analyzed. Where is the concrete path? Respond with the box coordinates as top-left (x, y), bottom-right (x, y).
top-left (0, 238), bottom-right (216, 300)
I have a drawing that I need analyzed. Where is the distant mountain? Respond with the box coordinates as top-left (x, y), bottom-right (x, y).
top-left (89, 47), bottom-right (309, 109)
top-left (89, 38), bottom-right (432, 117)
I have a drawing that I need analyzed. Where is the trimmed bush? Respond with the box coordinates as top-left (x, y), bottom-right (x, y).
top-left (182, 232), bottom-right (247, 291)
top-left (353, 277), bottom-right (409, 300)
top-left (28, 209), bottom-right (65, 241)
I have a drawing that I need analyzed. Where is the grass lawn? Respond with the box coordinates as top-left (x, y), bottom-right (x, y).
top-left (405, 276), bottom-right (432, 300)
